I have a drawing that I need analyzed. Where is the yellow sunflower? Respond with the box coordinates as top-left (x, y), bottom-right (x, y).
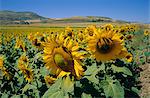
top-left (44, 75), bottom-right (56, 85)
top-left (0, 56), bottom-right (12, 80)
top-left (15, 37), bottom-right (26, 51)
top-left (125, 53), bottom-right (133, 62)
top-left (77, 31), bottom-right (86, 43)
top-left (18, 54), bottom-right (33, 82)
top-left (28, 32), bottom-right (46, 50)
top-left (103, 24), bottom-right (113, 31)
top-left (43, 34), bottom-right (85, 79)
top-left (64, 26), bottom-right (74, 38)
top-left (117, 48), bottom-right (133, 62)
top-left (144, 30), bottom-right (149, 36)
top-left (18, 53), bottom-right (29, 65)
top-left (85, 25), bottom-right (97, 37)
top-left (126, 34), bottom-right (133, 40)
top-left (18, 64), bottom-right (33, 82)
top-left (119, 25), bottom-right (129, 34)
top-left (87, 28), bottom-right (125, 61)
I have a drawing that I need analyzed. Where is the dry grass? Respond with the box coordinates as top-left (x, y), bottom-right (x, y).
top-left (139, 63), bottom-right (150, 97)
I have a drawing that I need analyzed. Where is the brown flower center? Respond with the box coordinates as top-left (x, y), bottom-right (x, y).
top-left (53, 47), bottom-right (74, 73)
top-left (96, 37), bottom-right (114, 53)
top-left (89, 31), bottom-right (93, 36)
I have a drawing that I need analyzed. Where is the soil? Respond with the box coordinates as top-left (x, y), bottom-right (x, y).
top-left (139, 63), bottom-right (150, 97)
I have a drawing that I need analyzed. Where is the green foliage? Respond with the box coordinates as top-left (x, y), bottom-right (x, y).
top-left (42, 76), bottom-right (74, 98)
top-left (81, 93), bottom-right (92, 98)
top-left (101, 77), bottom-right (124, 98)
top-left (144, 52), bottom-right (150, 57)
top-left (111, 64), bottom-right (132, 76)
top-left (0, 27), bottom-right (145, 98)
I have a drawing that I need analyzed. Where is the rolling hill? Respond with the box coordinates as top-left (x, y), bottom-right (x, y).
top-left (0, 10), bottom-right (129, 25)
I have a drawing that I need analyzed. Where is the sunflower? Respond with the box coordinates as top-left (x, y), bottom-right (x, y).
top-left (0, 56), bottom-right (12, 80)
top-left (44, 75), bottom-right (56, 85)
top-left (15, 37), bottom-right (26, 51)
top-left (117, 48), bottom-right (133, 62)
top-left (18, 63), bottom-right (33, 82)
top-left (144, 30), bottom-right (149, 36)
top-left (87, 28), bottom-right (125, 61)
top-left (18, 54), bottom-right (33, 82)
top-left (28, 32), bottom-right (46, 50)
top-left (125, 53), bottom-right (133, 62)
top-left (18, 64), bottom-right (33, 82)
top-left (43, 33), bottom-right (85, 79)
top-left (77, 31), bottom-right (86, 43)
top-left (64, 26), bottom-right (74, 38)
top-left (85, 25), bottom-right (97, 37)
top-left (18, 53), bottom-right (29, 65)
top-left (126, 34), bottom-right (133, 40)
top-left (103, 24), bottom-right (113, 31)
top-left (119, 25), bottom-right (129, 34)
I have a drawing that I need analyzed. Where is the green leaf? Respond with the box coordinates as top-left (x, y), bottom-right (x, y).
top-left (84, 65), bottom-right (99, 84)
top-left (61, 75), bottom-right (74, 93)
top-left (81, 93), bottom-right (92, 98)
top-left (131, 87), bottom-right (139, 94)
top-left (84, 63), bottom-right (97, 75)
top-left (111, 64), bottom-right (132, 76)
top-left (42, 78), bottom-right (62, 98)
top-left (1, 93), bottom-right (9, 98)
top-left (144, 52), bottom-right (150, 57)
top-left (140, 58), bottom-right (145, 64)
top-left (11, 95), bottom-right (22, 98)
top-left (22, 83), bottom-right (37, 93)
top-left (40, 67), bottom-right (48, 76)
top-left (10, 94), bottom-right (28, 98)
top-left (48, 91), bottom-right (64, 98)
top-left (101, 77), bottom-right (124, 98)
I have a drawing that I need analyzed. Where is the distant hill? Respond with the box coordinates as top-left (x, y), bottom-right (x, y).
top-left (53, 16), bottom-right (112, 22)
top-left (0, 10), bottom-right (46, 20)
top-left (0, 10), bottom-right (47, 24)
top-left (0, 10), bottom-right (129, 25)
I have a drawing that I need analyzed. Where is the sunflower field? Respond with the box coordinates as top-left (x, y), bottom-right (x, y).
top-left (0, 24), bottom-right (149, 98)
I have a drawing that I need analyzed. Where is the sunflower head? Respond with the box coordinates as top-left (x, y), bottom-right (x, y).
top-left (44, 75), bottom-right (56, 85)
top-left (23, 68), bottom-right (33, 82)
top-left (87, 26), bottom-right (126, 61)
top-left (119, 26), bottom-right (128, 34)
top-left (85, 25), bottom-right (97, 37)
top-left (103, 24), bottom-right (113, 31)
top-left (77, 31), bottom-right (87, 43)
top-left (28, 32), bottom-right (46, 49)
top-left (18, 54), bottom-right (29, 65)
top-left (125, 53), bottom-right (133, 62)
top-left (15, 37), bottom-right (26, 51)
top-left (127, 24), bottom-right (139, 32)
top-left (65, 27), bottom-right (74, 37)
top-left (3, 69), bottom-right (12, 80)
top-left (126, 34), bottom-right (133, 40)
top-left (18, 54), bottom-right (33, 82)
top-left (0, 56), bottom-right (12, 80)
top-left (96, 38), bottom-right (114, 54)
top-left (43, 34), bottom-right (85, 79)
top-left (18, 64), bottom-right (33, 82)
top-left (144, 30), bottom-right (149, 36)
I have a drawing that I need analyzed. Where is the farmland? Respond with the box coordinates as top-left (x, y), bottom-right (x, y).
top-left (0, 22), bottom-right (149, 98)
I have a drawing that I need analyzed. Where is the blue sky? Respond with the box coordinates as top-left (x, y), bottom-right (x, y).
top-left (0, 0), bottom-right (149, 23)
